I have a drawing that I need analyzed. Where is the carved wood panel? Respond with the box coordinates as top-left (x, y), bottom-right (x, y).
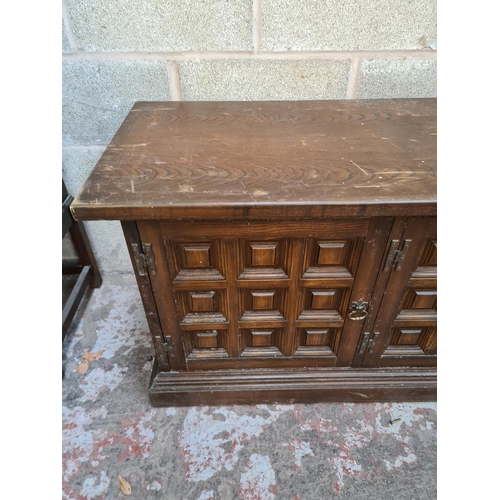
top-left (144, 219), bottom-right (391, 370)
top-left (183, 329), bottom-right (231, 360)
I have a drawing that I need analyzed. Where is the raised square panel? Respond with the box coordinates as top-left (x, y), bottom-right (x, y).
top-left (196, 331), bottom-right (218, 348)
top-left (240, 289), bottom-right (285, 322)
top-left (394, 328), bottom-right (423, 345)
top-left (305, 329), bottom-right (329, 346)
top-left (190, 292), bottom-right (215, 312)
top-left (178, 289), bottom-right (228, 325)
top-left (251, 291), bottom-right (275, 310)
top-left (185, 329), bottom-right (230, 360)
top-left (294, 327), bottom-right (340, 357)
top-left (251, 244), bottom-right (277, 266)
top-left (404, 289), bottom-right (437, 310)
top-left (310, 290), bottom-right (336, 310)
top-left (412, 290), bottom-right (437, 309)
top-left (167, 240), bottom-right (225, 282)
top-left (384, 327), bottom-right (437, 357)
top-left (184, 245), bottom-right (211, 268)
top-left (240, 328), bottom-right (283, 357)
top-left (251, 330), bottom-right (273, 347)
top-left (238, 239), bottom-right (289, 280)
top-left (301, 237), bottom-right (360, 281)
top-left (317, 242), bottom-right (345, 265)
top-left (297, 288), bottom-right (344, 323)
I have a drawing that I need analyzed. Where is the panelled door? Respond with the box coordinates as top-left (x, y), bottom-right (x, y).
top-left (137, 218), bottom-right (393, 371)
top-left (358, 217), bottom-right (437, 368)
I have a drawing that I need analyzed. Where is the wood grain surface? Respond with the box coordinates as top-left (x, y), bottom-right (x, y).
top-left (71, 99), bottom-right (436, 220)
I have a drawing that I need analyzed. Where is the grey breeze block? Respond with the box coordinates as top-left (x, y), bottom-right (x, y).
top-left (357, 59), bottom-right (437, 99)
top-left (261, 0), bottom-right (437, 51)
top-left (65, 0), bottom-right (253, 52)
top-left (63, 60), bottom-right (171, 145)
top-left (179, 59), bottom-right (351, 101)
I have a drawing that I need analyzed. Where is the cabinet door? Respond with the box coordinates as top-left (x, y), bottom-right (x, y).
top-left (137, 218), bottom-right (392, 371)
top-left (359, 217), bottom-right (437, 368)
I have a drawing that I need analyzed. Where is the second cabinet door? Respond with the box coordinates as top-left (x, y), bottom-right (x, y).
top-left (358, 217), bottom-right (437, 368)
top-left (138, 218), bottom-right (393, 371)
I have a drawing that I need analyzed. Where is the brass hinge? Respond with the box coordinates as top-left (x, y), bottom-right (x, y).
top-left (358, 332), bottom-right (371, 357)
top-left (162, 336), bottom-right (175, 357)
top-left (358, 331), bottom-right (381, 357)
top-left (131, 243), bottom-right (157, 276)
top-left (366, 332), bottom-right (380, 354)
top-left (394, 239), bottom-right (411, 271)
top-left (384, 239), bottom-right (412, 272)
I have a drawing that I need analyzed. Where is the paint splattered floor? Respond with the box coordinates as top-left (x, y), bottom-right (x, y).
top-left (62, 275), bottom-right (437, 500)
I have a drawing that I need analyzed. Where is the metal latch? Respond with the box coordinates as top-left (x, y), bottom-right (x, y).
top-left (358, 331), bottom-right (381, 357)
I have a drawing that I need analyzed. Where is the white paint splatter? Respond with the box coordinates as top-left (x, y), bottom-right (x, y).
top-left (179, 405), bottom-right (293, 482)
top-left (282, 438), bottom-right (314, 467)
top-left (394, 453), bottom-right (418, 467)
top-left (356, 403), bottom-right (435, 471)
top-left (342, 426), bottom-right (367, 449)
top-left (298, 415), bottom-right (337, 433)
top-left (62, 406), bottom-right (108, 482)
top-left (78, 364), bottom-right (128, 403)
top-left (124, 410), bottom-right (156, 459)
top-left (329, 454), bottom-right (362, 490)
top-left (90, 285), bottom-right (151, 359)
top-left (196, 490), bottom-right (215, 500)
top-left (239, 454), bottom-right (277, 500)
top-left (80, 471), bottom-right (110, 499)
top-left (146, 480), bottom-right (162, 491)
top-left (374, 402), bottom-right (436, 436)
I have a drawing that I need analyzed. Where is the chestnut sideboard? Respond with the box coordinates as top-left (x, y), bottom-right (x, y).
top-left (71, 99), bottom-right (437, 406)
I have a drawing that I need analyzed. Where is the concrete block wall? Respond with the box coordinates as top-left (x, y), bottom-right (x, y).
top-left (62, 0), bottom-right (437, 274)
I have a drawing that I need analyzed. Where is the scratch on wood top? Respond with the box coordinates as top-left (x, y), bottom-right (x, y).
top-left (349, 160), bottom-right (369, 176)
top-left (373, 172), bottom-right (416, 175)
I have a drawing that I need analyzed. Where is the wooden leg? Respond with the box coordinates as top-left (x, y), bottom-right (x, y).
top-left (69, 220), bottom-right (103, 288)
top-left (62, 266), bottom-right (92, 341)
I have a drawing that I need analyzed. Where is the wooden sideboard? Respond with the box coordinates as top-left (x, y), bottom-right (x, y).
top-left (71, 99), bottom-right (437, 406)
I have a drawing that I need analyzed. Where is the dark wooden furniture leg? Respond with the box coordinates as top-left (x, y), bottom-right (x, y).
top-left (62, 179), bottom-right (102, 341)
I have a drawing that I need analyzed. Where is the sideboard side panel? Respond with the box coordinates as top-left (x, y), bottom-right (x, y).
top-left (121, 221), bottom-right (170, 371)
top-left (136, 220), bottom-right (188, 371)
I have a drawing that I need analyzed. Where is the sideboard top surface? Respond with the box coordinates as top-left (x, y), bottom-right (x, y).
top-left (71, 99), bottom-right (436, 220)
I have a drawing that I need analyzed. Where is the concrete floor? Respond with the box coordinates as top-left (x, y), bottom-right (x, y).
top-left (62, 275), bottom-right (437, 500)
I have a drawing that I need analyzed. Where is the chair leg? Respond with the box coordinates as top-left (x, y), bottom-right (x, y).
top-left (62, 266), bottom-right (92, 340)
top-left (69, 220), bottom-right (103, 288)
